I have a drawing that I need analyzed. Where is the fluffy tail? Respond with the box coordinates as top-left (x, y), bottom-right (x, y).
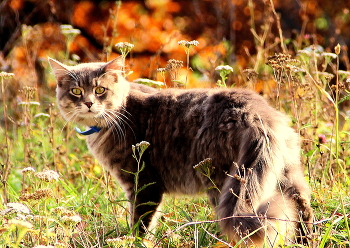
top-left (217, 119), bottom-right (312, 247)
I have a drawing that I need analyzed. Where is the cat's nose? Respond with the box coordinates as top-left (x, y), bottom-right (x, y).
top-left (84, 102), bottom-right (93, 108)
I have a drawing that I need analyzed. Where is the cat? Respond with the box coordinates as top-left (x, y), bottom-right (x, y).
top-left (49, 57), bottom-right (313, 247)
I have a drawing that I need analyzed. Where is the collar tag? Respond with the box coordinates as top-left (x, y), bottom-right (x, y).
top-left (75, 126), bottom-right (102, 135)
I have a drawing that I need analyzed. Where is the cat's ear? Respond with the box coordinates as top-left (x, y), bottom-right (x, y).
top-left (103, 56), bottom-right (124, 72)
top-left (48, 57), bottom-right (69, 80)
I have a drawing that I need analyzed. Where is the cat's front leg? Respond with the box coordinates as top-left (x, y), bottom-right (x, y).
top-left (127, 174), bottom-right (164, 234)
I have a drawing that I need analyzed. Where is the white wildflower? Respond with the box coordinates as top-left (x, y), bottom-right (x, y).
top-left (321, 52), bottom-right (337, 59)
top-left (34, 113), bottom-right (50, 118)
top-left (18, 101), bottom-right (40, 106)
top-left (69, 215), bottom-right (82, 223)
top-left (115, 42), bottom-right (134, 50)
top-left (22, 167), bottom-right (36, 174)
top-left (8, 219), bottom-right (33, 229)
top-left (178, 40), bottom-right (199, 48)
top-left (6, 203), bottom-right (31, 214)
top-left (34, 170), bottom-right (60, 182)
top-left (215, 65), bottom-right (233, 72)
top-left (0, 72), bottom-right (15, 79)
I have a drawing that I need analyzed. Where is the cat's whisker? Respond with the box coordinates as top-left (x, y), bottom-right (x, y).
top-left (109, 109), bottom-right (135, 136)
top-left (120, 105), bottom-right (133, 119)
top-left (103, 111), bottom-right (127, 145)
top-left (106, 109), bottom-right (135, 141)
top-left (100, 112), bottom-right (127, 148)
top-left (59, 110), bottom-right (79, 136)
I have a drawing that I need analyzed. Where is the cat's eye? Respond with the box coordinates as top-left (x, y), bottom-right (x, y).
top-left (71, 88), bottom-right (82, 95)
top-left (95, 86), bottom-right (106, 95)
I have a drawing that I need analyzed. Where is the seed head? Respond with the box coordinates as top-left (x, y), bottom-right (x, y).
top-left (335, 43), bottom-right (341, 55)
top-left (243, 69), bottom-right (258, 81)
top-left (20, 188), bottom-right (54, 201)
top-left (34, 170), bottom-right (60, 182)
top-left (166, 59), bottom-right (183, 71)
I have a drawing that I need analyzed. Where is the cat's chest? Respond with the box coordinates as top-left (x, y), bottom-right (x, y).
top-left (85, 130), bottom-right (132, 172)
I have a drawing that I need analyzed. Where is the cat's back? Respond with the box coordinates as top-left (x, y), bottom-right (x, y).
top-left (144, 87), bottom-right (282, 128)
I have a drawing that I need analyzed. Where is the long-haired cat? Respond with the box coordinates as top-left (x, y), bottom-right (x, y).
top-left (49, 57), bottom-right (313, 247)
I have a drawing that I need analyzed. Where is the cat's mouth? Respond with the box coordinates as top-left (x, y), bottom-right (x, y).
top-left (78, 109), bottom-right (101, 119)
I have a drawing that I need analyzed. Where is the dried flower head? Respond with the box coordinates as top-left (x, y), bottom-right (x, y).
top-left (243, 69), bottom-right (258, 82)
top-left (34, 170), bottom-right (60, 182)
top-left (335, 43), bottom-right (341, 55)
top-left (166, 59), bottom-right (183, 71)
top-left (193, 158), bottom-right (212, 170)
top-left (19, 86), bottom-right (36, 101)
top-left (266, 53), bottom-right (298, 68)
top-left (20, 188), bottom-right (54, 201)
top-left (165, 59), bottom-right (183, 81)
top-left (193, 158), bottom-right (214, 177)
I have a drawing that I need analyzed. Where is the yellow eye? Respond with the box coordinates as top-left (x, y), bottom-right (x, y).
top-left (71, 88), bottom-right (82, 95)
top-left (95, 86), bottom-right (105, 94)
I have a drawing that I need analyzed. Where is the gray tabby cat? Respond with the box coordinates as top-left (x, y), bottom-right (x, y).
top-left (49, 57), bottom-right (313, 247)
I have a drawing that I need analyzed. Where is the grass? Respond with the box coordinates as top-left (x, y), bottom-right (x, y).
top-left (1, 1), bottom-right (350, 247)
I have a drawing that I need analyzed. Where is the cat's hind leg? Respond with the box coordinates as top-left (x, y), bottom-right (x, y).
top-left (216, 122), bottom-right (309, 246)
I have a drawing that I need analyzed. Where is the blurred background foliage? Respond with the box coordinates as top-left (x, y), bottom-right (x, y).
top-left (1, 0), bottom-right (350, 89)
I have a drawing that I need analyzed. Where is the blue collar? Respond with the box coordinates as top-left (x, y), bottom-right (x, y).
top-left (75, 126), bottom-right (102, 135)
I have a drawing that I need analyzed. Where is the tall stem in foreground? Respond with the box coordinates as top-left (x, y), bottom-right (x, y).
top-left (0, 72), bottom-right (14, 204)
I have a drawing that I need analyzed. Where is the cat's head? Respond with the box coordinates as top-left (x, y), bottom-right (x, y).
top-left (48, 57), bottom-right (130, 127)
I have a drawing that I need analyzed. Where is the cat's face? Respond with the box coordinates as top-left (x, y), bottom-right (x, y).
top-left (49, 57), bottom-right (130, 127)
